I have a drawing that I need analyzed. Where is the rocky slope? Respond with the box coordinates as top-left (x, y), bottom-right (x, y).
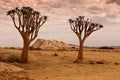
top-left (31, 39), bottom-right (78, 50)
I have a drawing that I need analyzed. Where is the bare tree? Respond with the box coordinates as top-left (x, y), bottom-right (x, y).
top-left (7, 7), bottom-right (47, 63)
top-left (69, 16), bottom-right (103, 63)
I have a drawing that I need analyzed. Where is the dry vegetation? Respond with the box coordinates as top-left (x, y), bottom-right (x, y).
top-left (0, 48), bottom-right (120, 80)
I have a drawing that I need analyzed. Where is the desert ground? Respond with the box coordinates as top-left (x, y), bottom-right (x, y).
top-left (0, 48), bottom-right (120, 80)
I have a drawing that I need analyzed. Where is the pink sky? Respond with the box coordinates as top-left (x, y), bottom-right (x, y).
top-left (0, 0), bottom-right (120, 47)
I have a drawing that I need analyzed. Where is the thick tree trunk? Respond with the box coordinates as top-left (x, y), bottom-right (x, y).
top-left (78, 42), bottom-right (84, 59)
top-left (74, 38), bottom-right (84, 63)
top-left (75, 42), bottom-right (84, 62)
top-left (20, 38), bottom-right (30, 63)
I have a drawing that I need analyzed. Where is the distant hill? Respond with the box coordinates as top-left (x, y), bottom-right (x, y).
top-left (31, 39), bottom-right (78, 50)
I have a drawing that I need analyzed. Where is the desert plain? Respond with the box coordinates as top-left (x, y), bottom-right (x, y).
top-left (0, 47), bottom-right (120, 80)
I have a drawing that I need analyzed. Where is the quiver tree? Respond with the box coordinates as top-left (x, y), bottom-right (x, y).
top-left (69, 16), bottom-right (103, 63)
top-left (7, 7), bottom-right (47, 63)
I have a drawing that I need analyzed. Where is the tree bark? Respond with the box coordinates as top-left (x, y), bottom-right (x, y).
top-left (20, 38), bottom-right (30, 63)
top-left (75, 38), bottom-right (84, 63)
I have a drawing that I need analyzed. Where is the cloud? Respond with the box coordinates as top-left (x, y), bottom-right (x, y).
top-left (106, 0), bottom-right (120, 5)
top-left (51, 4), bottom-right (62, 8)
top-left (0, 0), bottom-right (119, 22)
top-left (0, 0), bottom-right (119, 25)
top-left (89, 6), bottom-right (103, 11)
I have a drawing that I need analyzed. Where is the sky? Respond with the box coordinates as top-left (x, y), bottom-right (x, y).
top-left (0, 0), bottom-right (120, 47)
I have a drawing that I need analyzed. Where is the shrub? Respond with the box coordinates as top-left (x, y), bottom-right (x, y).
top-left (99, 46), bottom-right (114, 49)
top-left (3, 47), bottom-right (16, 49)
top-left (88, 60), bottom-right (106, 65)
top-left (0, 54), bottom-right (19, 62)
top-left (7, 54), bottom-right (19, 62)
top-left (89, 60), bottom-right (96, 65)
top-left (96, 61), bottom-right (105, 64)
top-left (29, 47), bottom-right (41, 50)
top-left (114, 62), bottom-right (120, 65)
top-left (9, 47), bottom-right (16, 49)
top-left (53, 53), bottom-right (58, 56)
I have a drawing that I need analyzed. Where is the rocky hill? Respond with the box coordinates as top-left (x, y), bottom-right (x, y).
top-left (31, 39), bottom-right (78, 50)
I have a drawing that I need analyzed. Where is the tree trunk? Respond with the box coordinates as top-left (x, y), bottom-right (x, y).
top-left (75, 39), bottom-right (84, 63)
top-left (20, 38), bottom-right (30, 63)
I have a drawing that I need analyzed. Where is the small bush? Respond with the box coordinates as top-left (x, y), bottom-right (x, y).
top-left (96, 61), bottom-right (105, 64)
top-left (0, 54), bottom-right (19, 62)
top-left (9, 47), bottom-right (16, 49)
top-left (99, 46), bottom-right (114, 49)
top-left (3, 47), bottom-right (16, 49)
top-left (7, 54), bottom-right (19, 62)
top-left (58, 47), bottom-right (66, 51)
top-left (53, 53), bottom-right (58, 56)
top-left (89, 60), bottom-right (96, 65)
top-left (29, 47), bottom-right (41, 50)
top-left (114, 62), bottom-right (120, 65)
top-left (0, 56), bottom-right (5, 62)
top-left (89, 60), bottom-right (106, 65)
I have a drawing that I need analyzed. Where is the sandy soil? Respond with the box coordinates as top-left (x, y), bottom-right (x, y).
top-left (0, 48), bottom-right (120, 80)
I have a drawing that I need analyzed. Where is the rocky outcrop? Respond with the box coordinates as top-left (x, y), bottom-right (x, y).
top-left (31, 39), bottom-right (78, 50)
